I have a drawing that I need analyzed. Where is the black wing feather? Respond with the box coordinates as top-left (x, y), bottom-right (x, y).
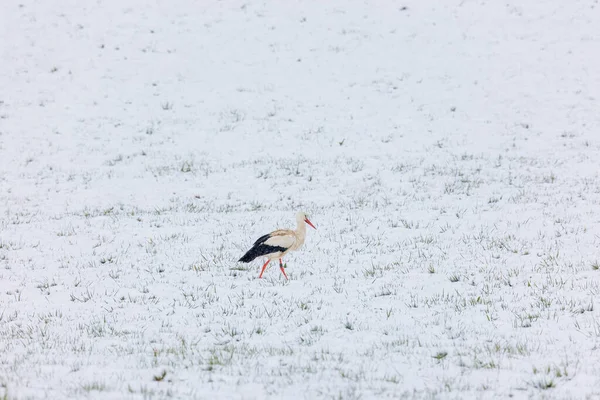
top-left (253, 233), bottom-right (271, 246)
top-left (238, 234), bottom-right (287, 263)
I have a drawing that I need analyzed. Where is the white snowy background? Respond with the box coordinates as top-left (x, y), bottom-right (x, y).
top-left (1, 0), bottom-right (600, 398)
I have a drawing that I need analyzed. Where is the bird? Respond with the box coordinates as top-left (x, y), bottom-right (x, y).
top-left (238, 211), bottom-right (316, 279)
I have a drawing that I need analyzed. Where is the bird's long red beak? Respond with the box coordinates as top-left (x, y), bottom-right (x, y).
top-left (305, 218), bottom-right (316, 230)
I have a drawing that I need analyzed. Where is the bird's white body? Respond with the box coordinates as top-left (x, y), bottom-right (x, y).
top-left (260, 213), bottom-right (308, 260)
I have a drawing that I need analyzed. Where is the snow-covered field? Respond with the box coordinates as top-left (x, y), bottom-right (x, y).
top-left (2, 0), bottom-right (600, 398)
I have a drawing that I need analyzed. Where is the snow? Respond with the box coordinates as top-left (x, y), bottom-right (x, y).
top-left (1, 0), bottom-right (600, 398)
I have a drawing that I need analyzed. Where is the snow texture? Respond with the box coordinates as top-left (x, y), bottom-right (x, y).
top-left (1, 0), bottom-right (600, 398)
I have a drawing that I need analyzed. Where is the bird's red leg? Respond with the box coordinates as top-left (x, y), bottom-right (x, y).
top-left (258, 259), bottom-right (270, 279)
top-left (279, 258), bottom-right (288, 280)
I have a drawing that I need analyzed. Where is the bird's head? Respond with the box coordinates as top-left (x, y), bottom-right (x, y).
top-left (297, 211), bottom-right (316, 230)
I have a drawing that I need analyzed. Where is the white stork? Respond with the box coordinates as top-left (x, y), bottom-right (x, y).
top-left (239, 212), bottom-right (316, 279)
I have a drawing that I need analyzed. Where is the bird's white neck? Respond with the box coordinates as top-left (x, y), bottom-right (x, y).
top-left (295, 215), bottom-right (307, 243)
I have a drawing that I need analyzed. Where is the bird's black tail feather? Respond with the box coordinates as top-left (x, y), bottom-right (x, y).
top-left (238, 250), bottom-right (257, 263)
top-left (238, 243), bottom-right (288, 263)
